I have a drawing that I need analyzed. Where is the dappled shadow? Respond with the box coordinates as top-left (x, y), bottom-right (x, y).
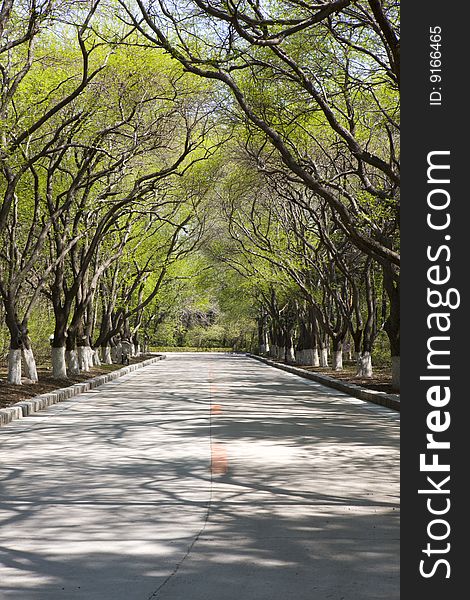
top-left (0, 353), bottom-right (399, 599)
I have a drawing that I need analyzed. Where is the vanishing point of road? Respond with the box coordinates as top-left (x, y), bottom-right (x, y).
top-left (0, 353), bottom-right (399, 600)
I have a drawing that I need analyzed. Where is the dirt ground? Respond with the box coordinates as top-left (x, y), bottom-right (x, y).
top-left (289, 361), bottom-right (396, 394)
top-left (0, 355), bottom-right (154, 409)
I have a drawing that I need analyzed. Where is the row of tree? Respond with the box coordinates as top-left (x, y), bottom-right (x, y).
top-left (1, 1), bottom-right (400, 388)
top-left (211, 169), bottom-right (388, 367)
top-left (0, 1), bottom-right (218, 382)
top-left (160, 0), bottom-right (399, 386)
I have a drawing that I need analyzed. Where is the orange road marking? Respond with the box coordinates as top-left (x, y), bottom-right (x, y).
top-left (211, 442), bottom-right (228, 475)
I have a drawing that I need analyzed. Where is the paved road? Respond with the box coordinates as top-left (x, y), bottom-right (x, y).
top-left (0, 353), bottom-right (399, 599)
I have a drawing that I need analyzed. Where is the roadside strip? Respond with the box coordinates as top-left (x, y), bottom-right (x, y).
top-left (247, 354), bottom-right (400, 412)
top-left (0, 354), bottom-right (166, 428)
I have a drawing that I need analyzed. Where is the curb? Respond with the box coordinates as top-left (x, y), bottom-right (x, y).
top-left (247, 354), bottom-right (400, 412)
top-left (0, 354), bottom-right (166, 428)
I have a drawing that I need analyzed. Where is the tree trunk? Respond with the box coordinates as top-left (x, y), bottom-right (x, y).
top-left (8, 349), bottom-right (22, 384)
top-left (66, 332), bottom-right (80, 375)
top-left (257, 316), bottom-right (265, 354)
top-left (101, 345), bottom-right (113, 364)
top-left (52, 309), bottom-right (69, 379)
top-left (295, 313), bottom-right (308, 365)
top-left (268, 315), bottom-right (283, 360)
top-left (331, 337), bottom-right (344, 371)
top-left (259, 325), bottom-right (270, 354)
top-left (383, 262), bottom-right (400, 391)
top-left (298, 348), bottom-right (315, 366)
top-left (392, 357), bottom-right (400, 391)
top-left (286, 344), bottom-right (295, 363)
top-left (92, 348), bottom-right (101, 366)
top-left (121, 339), bottom-right (132, 364)
top-left (353, 340), bottom-right (362, 363)
top-left (284, 329), bottom-right (295, 363)
top-left (332, 350), bottom-right (343, 371)
top-left (66, 349), bottom-right (80, 375)
top-left (77, 346), bottom-right (90, 372)
top-left (312, 348), bottom-right (320, 367)
top-left (258, 311), bottom-right (270, 354)
top-left (112, 342), bottom-right (123, 364)
top-left (357, 352), bottom-right (373, 377)
top-left (22, 344), bottom-right (38, 383)
top-left (52, 346), bottom-right (68, 379)
top-left (4, 311), bottom-right (37, 384)
top-left (319, 335), bottom-right (329, 367)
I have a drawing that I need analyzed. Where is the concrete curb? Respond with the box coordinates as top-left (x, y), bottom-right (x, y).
top-left (0, 354), bottom-right (166, 428)
top-left (247, 354), bottom-right (400, 412)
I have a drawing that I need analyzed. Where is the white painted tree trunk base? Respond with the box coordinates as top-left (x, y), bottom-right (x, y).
top-left (332, 350), bottom-right (343, 371)
top-left (300, 349), bottom-right (310, 365)
top-left (312, 348), bottom-right (320, 367)
top-left (92, 349), bottom-right (101, 366)
top-left (320, 348), bottom-right (329, 367)
top-left (22, 347), bottom-right (38, 382)
top-left (296, 349), bottom-right (313, 365)
top-left (121, 341), bottom-right (132, 363)
top-left (357, 352), bottom-right (373, 377)
top-left (52, 347), bottom-right (68, 379)
top-left (8, 349), bottom-right (22, 385)
top-left (392, 356), bottom-right (400, 391)
top-left (66, 350), bottom-right (80, 375)
top-left (78, 346), bottom-right (90, 372)
top-left (101, 346), bottom-right (113, 364)
top-left (287, 346), bottom-right (295, 363)
top-left (113, 343), bottom-right (123, 364)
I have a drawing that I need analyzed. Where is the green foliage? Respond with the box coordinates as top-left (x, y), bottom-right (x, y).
top-left (150, 347), bottom-right (233, 353)
top-left (0, 1), bottom-right (399, 385)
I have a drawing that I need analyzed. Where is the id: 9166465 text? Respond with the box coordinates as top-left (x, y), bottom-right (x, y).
top-left (429, 26), bottom-right (442, 107)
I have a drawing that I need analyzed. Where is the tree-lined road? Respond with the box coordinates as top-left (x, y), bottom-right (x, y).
top-left (0, 354), bottom-right (399, 599)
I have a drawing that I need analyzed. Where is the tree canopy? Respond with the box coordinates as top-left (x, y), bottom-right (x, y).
top-left (0, 0), bottom-right (400, 389)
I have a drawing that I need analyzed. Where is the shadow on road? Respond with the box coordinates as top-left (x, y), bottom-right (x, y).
top-left (0, 353), bottom-right (399, 600)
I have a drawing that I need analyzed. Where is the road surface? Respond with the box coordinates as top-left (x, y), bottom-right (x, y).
top-left (0, 353), bottom-right (399, 599)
